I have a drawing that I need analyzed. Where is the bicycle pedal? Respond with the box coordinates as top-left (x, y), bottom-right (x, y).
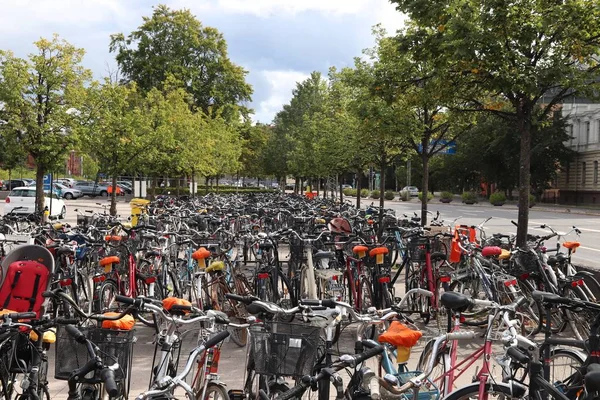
top-left (227, 389), bottom-right (245, 400)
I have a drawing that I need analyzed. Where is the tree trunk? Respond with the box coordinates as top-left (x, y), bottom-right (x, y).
top-left (216, 176), bottom-right (220, 193)
top-left (339, 179), bottom-right (344, 203)
top-left (516, 101), bottom-right (532, 248)
top-left (191, 169), bottom-right (195, 198)
top-left (356, 169), bottom-right (362, 209)
top-left (35, 164), bottom-right (45, 216)
top-left (110, 174), bottom-right (118, 216)
top-left (151, 176), bottom-right (157, 200)
top-left (378, 158), bottom-right (386, 239)
top-left (421, 150), bottom-right (429, 227)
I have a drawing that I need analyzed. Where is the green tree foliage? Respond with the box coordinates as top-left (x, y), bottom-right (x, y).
top-left (239, 123), bottom-right (271, 179)
top-left (391, 0), bottom-right (600, 245)
top-left (109, 4), bottom-right (253, 121)
top-left (0, 35), bottom-right (92, 213)
top-left (81, 80), bottom-right (150, 214)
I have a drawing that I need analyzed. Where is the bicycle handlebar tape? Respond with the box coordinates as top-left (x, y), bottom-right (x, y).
top-left (65, 324), bottom-right (87, 344)
top-left (205, 330), bottom-right (230, 348)
top-left (447, 331), bottom-right (477, 341)
top-left (506, 347), bottom-right (530, 365)
top-left (115, 295), bottom-right (143, 308)
top-left (300, 299), bottom-right (337, 308)
top-left (101, 368), bottom-right (119, 397)
top-left (353, 345), bottom-right (384, 366)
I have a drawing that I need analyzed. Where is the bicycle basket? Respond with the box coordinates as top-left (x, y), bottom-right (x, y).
top-left (407, 238), bottom-right (428, 262)
top-left (250, 321), bottom-right (321, 377)
top-left (77, 215), bottom-right (94, 227)
top-left (511, 251), bottom-right (541, 274)
top-left (54, 326), bottom-right (135, 383)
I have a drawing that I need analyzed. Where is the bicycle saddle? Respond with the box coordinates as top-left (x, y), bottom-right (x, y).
top-left (585, 364), bottom-right (600, 393)
top-left (430, 252), bottom-right (447, 262)
top-left (440, 292), bottom-right (473, 312)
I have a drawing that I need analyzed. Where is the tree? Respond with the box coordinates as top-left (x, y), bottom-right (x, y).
top-left (391, 0), bottom-right (600, 245)
top-left (82, 80), bottom-right (150, 215)
top-left (110, 4), bottom-right (253, 121)
top-left (367, 27), bottom-right (473, 225)
top-left (0, 134), bottom-right (26, 181)
top-left (0, 35), bottom-right (92, 214)
top-left (239, 123), bottom-right (271, 180)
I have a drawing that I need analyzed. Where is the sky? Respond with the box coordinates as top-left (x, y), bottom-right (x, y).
top-left (0, 0), bottom-right (406, 123)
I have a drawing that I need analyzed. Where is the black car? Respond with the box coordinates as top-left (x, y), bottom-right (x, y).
top-left (2, 179), bottom-right (32, 191)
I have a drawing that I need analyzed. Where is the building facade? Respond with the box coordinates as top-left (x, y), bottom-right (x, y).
top-left (558, 101), bottom-right (600, 205)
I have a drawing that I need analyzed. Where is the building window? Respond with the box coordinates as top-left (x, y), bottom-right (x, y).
top-left (582, 162), bottom-right (587, 186)
top-left (595, 161), bottom-right (598, 184)
top-left (585, 121), bottom-right (591, 143)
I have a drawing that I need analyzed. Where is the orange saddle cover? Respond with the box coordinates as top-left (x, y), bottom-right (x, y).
top-left (378, 321), bottom-right (422, 348)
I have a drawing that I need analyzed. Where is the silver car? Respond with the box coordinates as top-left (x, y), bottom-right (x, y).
top-left (53, 183), bottom-right (83, 200)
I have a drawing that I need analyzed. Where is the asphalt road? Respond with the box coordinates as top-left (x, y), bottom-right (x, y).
top-left (2, 197), bottom-right (595, 398)
top-left (381, 199), bottom-right (600, 268)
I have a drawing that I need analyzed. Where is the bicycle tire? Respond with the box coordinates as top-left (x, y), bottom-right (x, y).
top-left (575, 271), bottom-right (600, 303)
top-left (441, 382), bottom-right (519, 399)
top-left (136, 277), bottom-right (164, 328)
top-left (358, 276), bottom-right (374, 314)
top-left (96, 279), bottom-right (119, 312)
top-left (201, 382), bottom-right (229, 400)
top-left (416, 337), bottom-right (448, 396)
top-left (562, 285), bottom-right (592, 340)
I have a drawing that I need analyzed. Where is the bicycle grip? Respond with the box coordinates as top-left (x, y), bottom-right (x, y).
top-left (447, 331), bottom-right (476, 341)
top-left (353, 345), bottom-right (384, 365)
top-left (506, 347), bottom-right (530, 364)
top-left (115, 295), bottom-right (135, 305)
top-left (225, 293), bottom-right (258, 305)
top-left (101, 368), bottom-right (119, 397)
top-left (279, 381), bottom-right (309, 400)
top-left (300, 299), bottom-right (337, 308)
top-left (4, 311), bottom-right (36, 320)
top-left (65, 324), bottom-right (87, 344)
top-left (205, 330), bottom-right (230, 348)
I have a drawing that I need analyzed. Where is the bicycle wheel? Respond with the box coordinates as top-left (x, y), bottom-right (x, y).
top-left (416, 337), bottom-right (448, 396)
top-left (136, 277), bottom-right (164, 328)
top-left (358, 276), bottom-right (374, 313)
top-left (96, 279), bottom-right (119, 312)
top-left (547, 348), bottom-right (585, 392)
top-left (202, 382), bottom-right (229, 399)
top-left (441, 382), bottom-right (519, 399)
top-left (575, 271), bottom-right (600, 303)
top-left (562, 285), bottom-right (592, 340)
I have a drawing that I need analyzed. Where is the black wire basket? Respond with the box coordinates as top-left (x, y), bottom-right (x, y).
top-left (407, 237), bottom-right (429, 262)
top-left (511, 250), bottom-right (541, 275)
top-left (54, 326), bottom-right (135, 383)
top-left (250, 321), bottom-right (321, 377)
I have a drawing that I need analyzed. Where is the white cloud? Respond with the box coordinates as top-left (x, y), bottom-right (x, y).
top-left (255, 70), bottom-right (311, 123)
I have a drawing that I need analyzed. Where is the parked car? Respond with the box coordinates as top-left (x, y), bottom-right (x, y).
top-left (2, 179), bottom-right (32, 191)
top-left (73, 181), bottom-right (110, 197)
top-left (117, 181), bottom-right (133, 194)
top-left (56, 178), bottom-right (76, 188)
top-left (4, 186), bottom-right (66, 218)
top-left (402, 186), bottom-right (419, 197)
top-left (53, 182), bottom-right (83, 199)
top-left (341, 184), bottom-right (353, 190)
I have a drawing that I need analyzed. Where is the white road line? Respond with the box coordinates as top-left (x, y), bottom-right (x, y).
top-left (579, 227), bottom-right (600, 233)
top-left (581, 246), bottom-right (600, 253)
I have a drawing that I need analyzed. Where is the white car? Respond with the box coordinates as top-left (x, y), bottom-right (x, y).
top-left (4, 187), bottom-right (67, 218)
top-left (402, 186), bottom-right (419, 197)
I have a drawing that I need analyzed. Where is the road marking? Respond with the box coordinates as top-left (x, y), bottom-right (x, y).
top-left (579, 227), bottom-right (600, 233)
top-left (581, 246), bottom-right (600, 253)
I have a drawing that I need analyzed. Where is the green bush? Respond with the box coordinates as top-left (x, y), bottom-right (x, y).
top-left (418, 192), bottom-right (434, 202)
top-left (489, 191), bottom-right (506, 205)
top-left (384, 190), bottom-right (395, 200)
top-left (343, 188), bottom-right (353, 196)
top-left (529, 193), bottom-right (536, 207)
top-left (370, 190), bottom-right (380, 199)
top-left (440, 191), bottom-right (454, 201)
top-left (462, 191), bottom-right (478, 203)
top-left (360, 189), bottom-right (369, 198)
top-left (399, 190), bottom-right (410, 201)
